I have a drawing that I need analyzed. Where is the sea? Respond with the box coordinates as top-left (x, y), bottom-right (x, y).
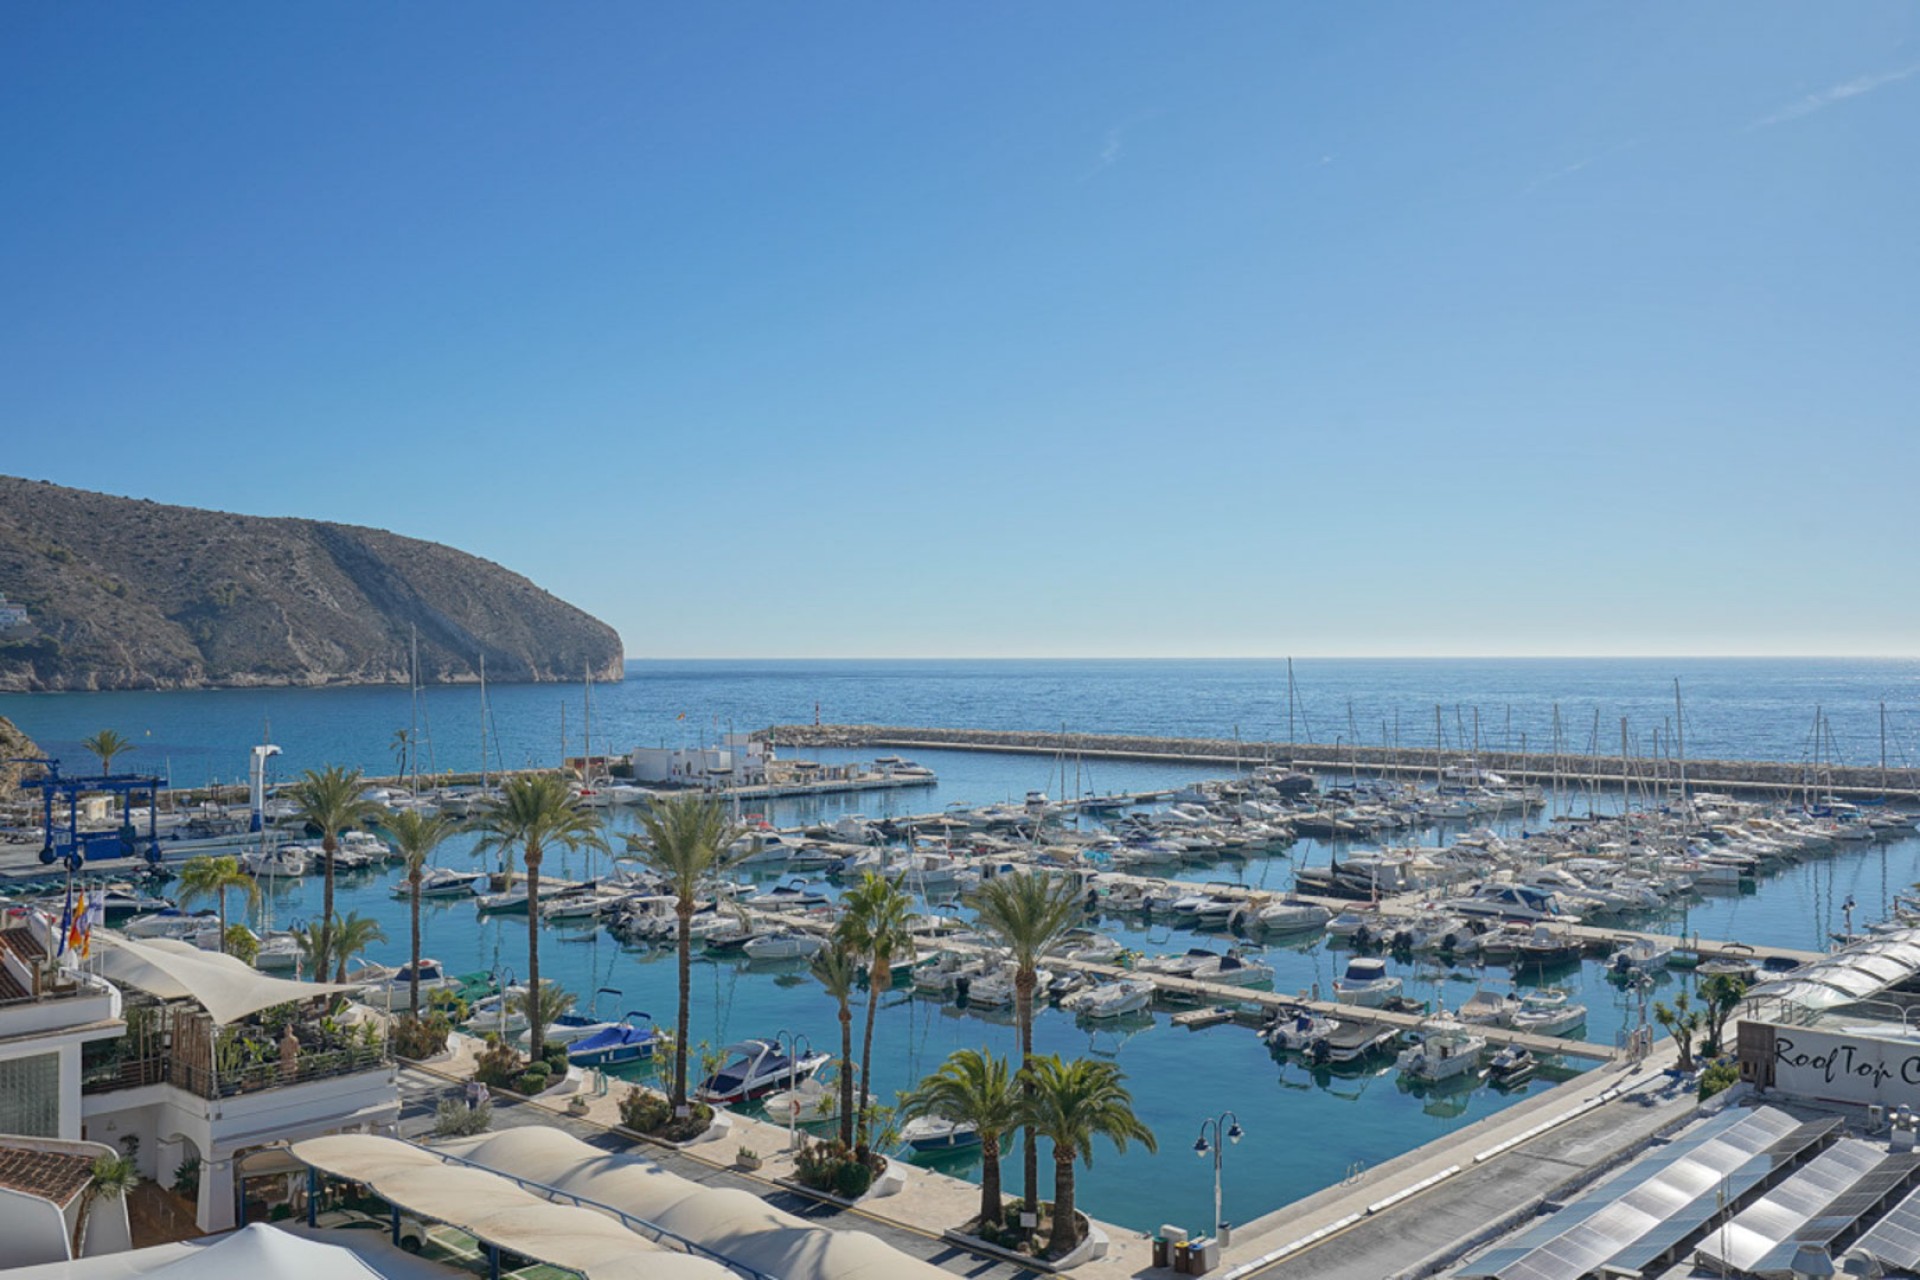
top-left (5, 657), bottom-right (1920, 1235)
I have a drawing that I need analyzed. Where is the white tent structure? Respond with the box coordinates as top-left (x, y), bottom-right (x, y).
top-left (5, 1223), bottom-right (429, 1280)
top-left (92, 934), bottom-right (358, 1025)
top-left (442, 1127), bottom-right (953, 1280)
top-left (289, 1135), bottom-right (730, 1280)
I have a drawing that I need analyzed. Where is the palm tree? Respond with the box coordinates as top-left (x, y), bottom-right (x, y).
top-left (809, 942), bottom-right (860, 1148)
top-left (514, 979), bottom-right (576, 1035)
top-left (836, 872), bottom-right (917, 1153)
top-left (1699, 973), bottom-right (1748, 1059)
top-left (1655, 989), bottom-right (1703, 1072)
top-left (1020, 1055), bottom-right (1156, 1257)
top-left (970, 870), bottom-right (1082, 1213)
top-left (81, 729), bottom-right (133, 775)
top-left (292, 920), bottom-right (328, 980)
top-left (390, 728), bottom-right (413, 782)
top-left (286, 766), bottom-right (381, 981)
top-left (71, 1153), bottom-right (138, 1257)
top-left (174, 855), bottom-right (260, 954)
top-left (330, 911), bottom-right (389, 983)
top-left (901, 1048), bottom-right (1021, 1227)
top-left (470, 775), bottom-right (606, 1055)
top-left (626, 792), bottom-right (743, 1116)
top-left (384, 809), bottom-right (460, 1014)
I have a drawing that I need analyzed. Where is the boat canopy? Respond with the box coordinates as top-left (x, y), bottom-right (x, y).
top-left (94, 933), bottom-right (358, 1025)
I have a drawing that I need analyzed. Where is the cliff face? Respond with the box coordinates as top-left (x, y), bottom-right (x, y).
top-left (0, 476), bottom-right (624, 692)
top-left (0, 716), bottom-right (41, 792)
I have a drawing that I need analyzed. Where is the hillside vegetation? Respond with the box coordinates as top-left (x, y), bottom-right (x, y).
top-left (0, 476), bottom-right (623, 692)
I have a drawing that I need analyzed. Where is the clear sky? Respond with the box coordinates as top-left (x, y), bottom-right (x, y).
top-left (3, 4), bottom-right (1916, 659)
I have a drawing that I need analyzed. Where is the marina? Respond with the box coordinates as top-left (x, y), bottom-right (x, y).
top-left (10, 661), bottom-right (1920, 1279)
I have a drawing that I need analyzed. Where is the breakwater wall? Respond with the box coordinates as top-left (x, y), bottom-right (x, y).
top-left (761, 724), bottom-right (1920, 801)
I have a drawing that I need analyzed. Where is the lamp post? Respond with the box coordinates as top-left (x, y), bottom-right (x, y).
top-left (774, 1029), bottom-right (813, 1152)
top-left (1194, 1110), bottom-right (1243, 1247)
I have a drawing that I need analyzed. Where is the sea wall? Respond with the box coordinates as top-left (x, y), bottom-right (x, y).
top-left (761, 724), bottom-right (1920, 800)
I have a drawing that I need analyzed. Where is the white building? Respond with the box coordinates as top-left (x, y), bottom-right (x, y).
top-left (628, 733), bottom-right (772, 787)
top-left (0, 912), bottom-right (125, 1144)
top-left (78, 934), bottom-right (399, 1234)
top-left (0, 593), bottom-right (28, 630)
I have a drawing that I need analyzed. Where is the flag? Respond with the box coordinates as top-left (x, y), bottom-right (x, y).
top-left (54, 881), bottom-right (74, 960)
top-left (82, 896), bottom-right (105, 958)
top-left (65, 891), bottom-right (90, 959)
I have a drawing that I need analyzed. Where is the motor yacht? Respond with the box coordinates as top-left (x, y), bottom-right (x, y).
top-left (697, 1038), bottom-right (833, 1105)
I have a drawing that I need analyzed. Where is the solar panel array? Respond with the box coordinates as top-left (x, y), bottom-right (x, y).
top-left (1457, 1107), bottom-right (1837, 1280)
top-left (1843, 1179), bottom-right (1920, 1274)
top-left (1691, 1138), bottom-right (1920, 1276)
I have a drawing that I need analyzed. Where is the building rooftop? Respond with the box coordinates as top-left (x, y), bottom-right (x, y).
top-left (0, 1143), bottom-right (97, 1209)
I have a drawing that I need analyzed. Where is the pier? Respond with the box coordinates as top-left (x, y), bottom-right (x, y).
top-left (767, 723), bottom-right (1920, 800)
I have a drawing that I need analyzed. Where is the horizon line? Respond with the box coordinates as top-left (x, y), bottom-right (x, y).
top-left (619, 652), bottom-right (1920, 662)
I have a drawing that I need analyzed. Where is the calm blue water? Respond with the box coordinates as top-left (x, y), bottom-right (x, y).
top-left (7, 657), bottom-right (1920, 786)
top-left (9, 658), bottom-right (1920, 1234)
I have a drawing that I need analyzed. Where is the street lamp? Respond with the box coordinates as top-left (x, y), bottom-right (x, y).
top-left (774, 1029), bottom-right (814, 1152)
top-left (1194, 1111), bottom-right (1244, 1247)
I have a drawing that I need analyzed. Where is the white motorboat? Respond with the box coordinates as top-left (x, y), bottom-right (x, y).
top-left (1608, 936), bottom-right (1672, 974)
top-left (253, 931), bottom-right (302, 973)
top-left (1509, 989), bottom-right (1587, 1037)
top-left (1261, 1006), bottom-right (1338, 1053)
top-left (1189, 950), bottom-right (1274, 988)
top-left (1333, 956), bottom-right (1402, 1008)
top-left (1456, 988), bottom-right (1519, 1028)
top-left (356, 958), bottom-right (464, 1012)
top-left (1396, 1018), bottom-right (1486, 1083)
top-left (900, 1114), bottom-right (981, 1153)
top-left (697, 1038), bottom-right (833, 1105)
top-left (742, 931), bottom-right (826, 962)
top-left (241, 845), bottom-right (310, 878)
top-left (465, 986), bottom-right (531, 1038)
top-left (741, 881), bottom-right (831, 912)
top-left (396, 867), bottom-right (486, 899)
top-left (475, 885), bottom-right (530, 914)
top-left (1252, 897), bottom-right (1333, 935)
top-left (1062, 978), bottom-right (1154, 1019)
top-left (123, 909), bottom-right (220, 941)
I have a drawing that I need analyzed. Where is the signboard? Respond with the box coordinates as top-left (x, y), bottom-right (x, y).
top-left (1742, 1021), bottom-right (1920, 1108)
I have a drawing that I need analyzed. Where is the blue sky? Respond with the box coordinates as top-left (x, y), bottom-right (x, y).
top-left (3, 4), bottom-right (1916, 659)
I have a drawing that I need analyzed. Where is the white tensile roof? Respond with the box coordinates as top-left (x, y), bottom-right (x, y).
top-left (4, 1224), bottom-right (414, 1280)
top-left (442, 1126), bottom-right (953, 1280)
top-left (93, 933), bottom-right (358, 1025)
top-left (288, 1135), bottom-right (728, 1280)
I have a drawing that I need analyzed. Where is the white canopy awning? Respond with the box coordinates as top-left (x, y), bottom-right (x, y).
top-left (288, 1136), bottom-right (729, 1280)
top-left (443, 1126), bottom-right (954, 1280)
top-left (4, 1224), bottom-right (420, 1280)
top-left (94, 933), bottom-right (357, 1025)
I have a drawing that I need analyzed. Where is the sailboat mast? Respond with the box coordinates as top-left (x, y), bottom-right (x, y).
top-left (409, 624), bottom-right (421, 794)
top-left (1674, 677), bottom-right (1688, 815)
top-left (1619, 716), bottom-right (1630, 815)
top-left (479, 653), bottom-right (489, 793)
top-left (1882, 701), bottom-right (1889, 798)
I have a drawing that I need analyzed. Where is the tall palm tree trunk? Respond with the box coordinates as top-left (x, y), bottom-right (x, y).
top-left (674, 901), bottom-right (693, 1115)
top-left (837, 999), bottom-right (855, 1148)
top-left (525, 842), bottom-right (544, 1054)
top-left (1048, 1148), bottom-right (1078, 1256)
top-left (217, 893), bottom-right (228, 952)
top-left (857, 976), bottom-right (881, 1155)
top-left (980, 1136), bottom-right (1003, 1226)
top-left (319, 834), bottom-right (338, 979)
top-left (1018, 969), bottom-right (1037, 1213)
top-left (409, 870), bottom-right (423, 1014)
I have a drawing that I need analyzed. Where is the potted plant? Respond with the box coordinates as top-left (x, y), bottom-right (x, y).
top-left (735, 1145), bottom-right (763, 1172)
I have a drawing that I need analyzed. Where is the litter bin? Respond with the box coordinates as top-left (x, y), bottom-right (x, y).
top-left (1191, 1236), bottom-right (1219, 1275)
top-left (1172, 1240), bottom-right (1193, 1275)
top-left (1152, 1237), bottom-right (1170, 1269)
